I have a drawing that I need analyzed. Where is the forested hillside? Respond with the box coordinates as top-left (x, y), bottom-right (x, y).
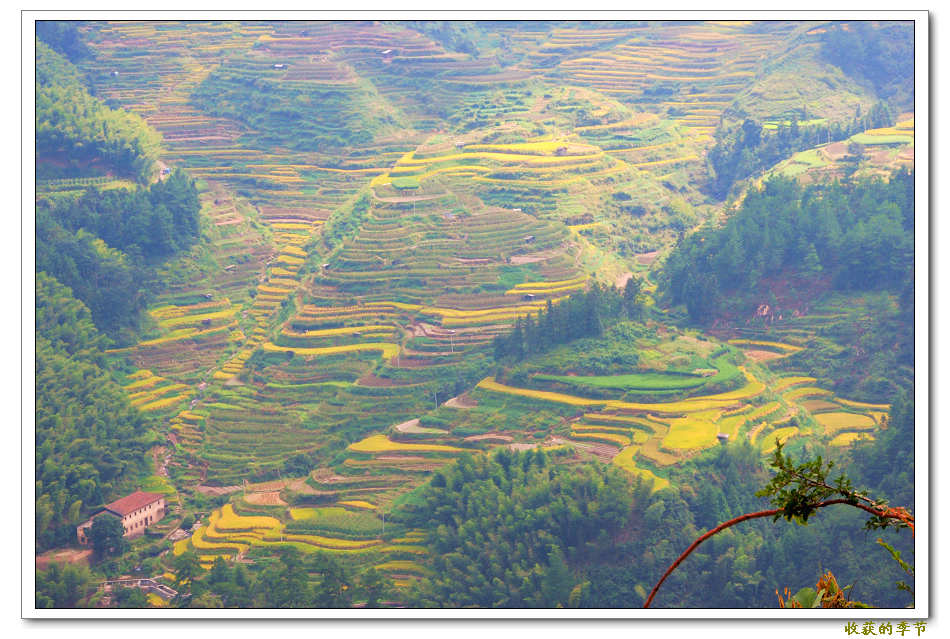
top-left (35, 273), bottom-right (153, 551)
top-left (36, 41), bottom-right (160, 182)
top-left (662, 171), bottom-right (914, 321)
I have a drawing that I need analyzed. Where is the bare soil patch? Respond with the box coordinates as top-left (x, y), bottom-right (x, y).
top-left (823, 141), bottom-right (849, 161)
top-left (357, 373), bottom-right (404, 387)
top-left (36, 548), bottom-right (92, 571)
top-left (394, 419), bottom-right (420, 433)
top-left (743, 349), bottom-right (784, 363)
top-left (444, 393), bottom-right (478, 408)
top-left (195, 485), bottom-right (242, 496)
top-left (635, 251), bottom-right (660, 265)
top-left (244, 491), bottom-right (287, 506)
top-left (510, 246), bottom-right (563, 265)
top-left (801, 399), bottom-right (841, 412)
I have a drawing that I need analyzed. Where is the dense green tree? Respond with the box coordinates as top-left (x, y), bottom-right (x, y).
top-left (358, 567), bottom-right (388, 608)
top-left (310, 552), bottom-right (352, 608)
top-left (113, 586), bottom-right (149, 608)
top-left (36, 22), bottom-right (91, 61)
top-left (172, 550), bottom-right (202, 605)
top-left (397, 450), bottom-right (634, 607)
top-left (35, 562), bottom-right (94, 608)
top-left (494, 282), bottom-right (633, 361)
top-left (89, 515), bottom-right (127, 559)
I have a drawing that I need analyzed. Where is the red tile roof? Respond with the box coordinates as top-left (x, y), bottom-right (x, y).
top-left (103, 491), bottom-right (165, 517)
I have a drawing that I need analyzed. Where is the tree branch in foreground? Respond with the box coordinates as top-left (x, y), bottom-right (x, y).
top-left (642, 441), bottom-right (914, 608)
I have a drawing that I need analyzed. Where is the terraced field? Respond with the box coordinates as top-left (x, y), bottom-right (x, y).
top-left (70, 20), bottom-right (903, 596)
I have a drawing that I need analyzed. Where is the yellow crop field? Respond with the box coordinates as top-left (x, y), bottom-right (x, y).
top-left (276, 534), bottom-right (382, 550)
top-left (280, 245), bottom-right (308, 256)
top-left (379, 544), bottom-right (428, 555)
top-left (661, 409), bottom-right (722, 449)
top-left (567, 222), bottom-right (607, 232)
top-left (136, 322), bottom-right (237, 347)
top-left (189, 526), bottom-right (247, 554)
top-left (148, 299), bottom-right (230, 319)
top-left (760, 427), bottom-right (800, 453)
top-left (717, 402), bottom-right (781, 437)
top-left (139, 393), bottom-right (192, 412)
top-left (146, 593), bottom-right (167, 607)
top-left (339, 500), bottom-right (377, 510)
top-left (784, 386), bottom-right (833, 402)
top-left (365, 299), bottom-right (563, 320)
top-left (391, 532), bottom-right (426, 544)
top-left (216, 504), bottom-right (281, 531)
top-left (173, 537), bottom-right (191, 556)
top-left (477, 377), bottom-right (602, 406)
top-left (830, 432), bottom-right (875, 446)
top-left (478, 377), bottom-right (745, 413)
top-left (284, 325), bottom-right (395, 338)
top-left (260, 341), bottom-right (400, 359)
top-left (772, 376), bottom-right (817, 392)
top-left (129, 382), bottom-right (188, 403)
top-left (681, 372), bottom-right (764, 403)
top-left (570, 431), bottom-right (631, 447)
top-left (159, 308), bottom-right (237, 329)
top-left (838, 398), bottom-right (891, 411)
top-left (349, 434), bottom-right (467, 454)
top-left (258, 285), bottom-right (294, 295)
top-left (505, 282), bottom-right (586, 296)
top-left (124, 374), bottom-right (162, 391)
top-left (508, 276), bottom-right (588, 292)
top-left (611, 446), bottom-right (670, 491)
top-left (814, 412), bottom-right (876, 434)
